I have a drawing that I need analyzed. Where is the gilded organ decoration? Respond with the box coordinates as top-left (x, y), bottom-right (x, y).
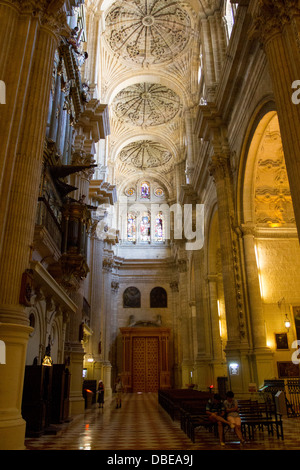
top-left (119, 140), bottom-right (172, 170)
top-left (105, 0), bottom-right (191, 66)
top-left (112, 83), bottom-right (181, 127)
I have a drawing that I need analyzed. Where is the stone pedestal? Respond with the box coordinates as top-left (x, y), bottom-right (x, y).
top-left (0, 323), bottom-right (32, 450)
top-left (68, 346), bottom-right (85, 416)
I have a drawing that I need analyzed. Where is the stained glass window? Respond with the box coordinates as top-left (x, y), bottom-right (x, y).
top-left (140, 211), bottom-right (151, 241)
top-left (154, 187), bottom-right (164, 197)
top-left (125, 187), bottom-right (135, 197)
top-left (127, 212), bottom-right (136, 242)
top-left (155, 211), bottom-right (164, 242)
top-left (141, 181), bottom-right (150, 199)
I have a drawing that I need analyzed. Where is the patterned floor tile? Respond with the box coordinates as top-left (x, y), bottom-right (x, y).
top-left (24, 392), bottom-right (300, 451)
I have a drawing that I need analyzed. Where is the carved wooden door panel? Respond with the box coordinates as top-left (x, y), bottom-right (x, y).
top-left (132, 337), bottom-right (146, 392)
top-left (132, 336), bottom-right (159, 392)
top-left (146, 337), bottom-right (159, 392)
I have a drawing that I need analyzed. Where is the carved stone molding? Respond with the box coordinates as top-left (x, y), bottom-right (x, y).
top-left (251, 0), bottom-right (300, 45)
top-left (208, 154), bottom-right (230, 182)
top-left (240, 223), bottom-right (256, 237)
top-left (9, 0), bottom-right (71, 38)
top-left (111, 281), bottom-right (119, 292)
top-left (170, 281), bottom-right (179, 292)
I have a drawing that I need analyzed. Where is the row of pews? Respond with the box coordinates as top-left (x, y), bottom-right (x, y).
top-left (158, 389), bottom-right (284, 443)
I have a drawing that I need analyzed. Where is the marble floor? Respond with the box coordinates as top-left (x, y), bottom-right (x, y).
top-left (24, 392), bottom-right (300, 451)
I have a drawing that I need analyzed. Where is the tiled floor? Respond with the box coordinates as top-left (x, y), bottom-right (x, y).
top-left (24, 392), bottom-right (300, 451)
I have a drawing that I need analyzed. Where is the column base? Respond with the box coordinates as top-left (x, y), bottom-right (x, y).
top-left (0, 416), bottom-right (27, 450)
top-left (69, 395), bottom-right (85, 416)
top-left (251, 347), bottom-right (275, 389)
top-left (0, 322), bottom-right (33, 450)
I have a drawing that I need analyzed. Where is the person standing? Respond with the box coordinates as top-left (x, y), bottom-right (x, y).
top-left (115, 376), bottom-right (123, 409)
top-left (97, 380), bottom-right (105, 408)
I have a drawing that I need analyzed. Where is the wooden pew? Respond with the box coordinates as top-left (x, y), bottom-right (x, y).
top-left (158, 389), bottom-right (211, 421)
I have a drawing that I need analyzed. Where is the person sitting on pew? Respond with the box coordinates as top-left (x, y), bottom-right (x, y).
top-left (224, 391), bottom-right (246, 445)
top-left (206, 394), bottom-right (232, 446)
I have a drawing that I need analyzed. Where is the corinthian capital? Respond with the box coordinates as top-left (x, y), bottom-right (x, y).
top-left (10, 0), bottom-right (70, 38)
top-left (208, 154), bottom-right (229, 182)
top-left (251, 0), bottom-right (299, 44)
top-left (240, 223), bottom-right (256, 237)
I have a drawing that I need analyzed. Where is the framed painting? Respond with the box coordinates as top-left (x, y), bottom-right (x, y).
top-left (277, 361), bottom-right (300, 378)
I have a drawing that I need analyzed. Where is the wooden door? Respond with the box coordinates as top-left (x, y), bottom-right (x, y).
top-left (120, 327), bottom-right (171, 392)
top-left (132, 336), bottom-right (159, 392)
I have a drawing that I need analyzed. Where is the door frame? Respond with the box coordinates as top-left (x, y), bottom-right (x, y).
top-left (120, 327), bottom-right (171, 392)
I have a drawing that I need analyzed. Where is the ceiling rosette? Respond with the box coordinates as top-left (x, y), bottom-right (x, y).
top-left (111, 82), bottom-right (181, 127)
top-left (105, 0), bottom-right (191, 65)
top-left (118, 140), bottom-right (173, 170)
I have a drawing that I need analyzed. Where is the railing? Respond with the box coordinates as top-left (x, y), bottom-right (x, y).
top-left (260, 379), bottom-right (300, 417)
top-left (36, 197), bottom-right (62, 252)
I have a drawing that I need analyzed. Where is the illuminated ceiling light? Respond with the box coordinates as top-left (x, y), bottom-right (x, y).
top-left (86, 354), bottom-right (94, 363)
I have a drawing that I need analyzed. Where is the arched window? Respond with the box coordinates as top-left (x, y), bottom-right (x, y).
top-left (127, 212), bottom-right (137, 242)
top-left (223, 1), bottom-right (237, 42)
top-left (150, 287), bottom-right (167, 308)
top-left (140, 181), bottom-right (150, 199)
top-left (140, 211), bottom-right (151, 241)
top-left (154, 211), bottom-right (164, 242)
top-left (123, 287), bottom-right (141, 308)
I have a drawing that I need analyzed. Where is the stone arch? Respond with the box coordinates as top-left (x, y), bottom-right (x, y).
top-left (239, 107), bottom-right (295, 227)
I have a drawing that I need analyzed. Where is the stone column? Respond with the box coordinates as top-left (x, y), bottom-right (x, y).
top-left (209, 154), bottom-right (252, 393)
top-left (208, 155), bottom-right (245, 347)
top-left (240, 224), bottom-right (267, 349)
top-left (170, 281), bottom-right (181, 387)
top-left (0, 0), bottom-right (69, 449)
top-left (177, 257), bottom-right (194, 387)
top-left (240, 223), bottom-right (274, 387)
top-left (65, 285), bottom-right (85, 416)
top-left (253, 0), bottom-right (300, 236)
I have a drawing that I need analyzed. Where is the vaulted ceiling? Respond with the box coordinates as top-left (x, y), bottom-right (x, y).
top-left (96, 0), bottom-right (202, 201)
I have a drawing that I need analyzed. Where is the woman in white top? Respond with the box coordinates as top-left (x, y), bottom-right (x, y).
top-left (224, 391), bottom-right (246, 445)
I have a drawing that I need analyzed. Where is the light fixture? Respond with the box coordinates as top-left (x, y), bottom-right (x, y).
top-left (229, 362), bottom-right (239, 375)
top-left (42, 342), bottom-right (53, 367)
top-left (86, 354), bottom-right (94, 363)
top-left (278, 297), bottom-right (291, 332)
top-left (42, 355), bottom-right (53, 367)
top-left (284, 314), bottom-right (291, 331)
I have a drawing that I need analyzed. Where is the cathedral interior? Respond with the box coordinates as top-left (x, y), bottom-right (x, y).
top-left (1, 0), bottom-right (300, 451)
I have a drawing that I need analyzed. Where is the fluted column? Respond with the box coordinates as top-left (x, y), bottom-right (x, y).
top-left (0, 0), bottom-right (69, 449)
top-left (241, 224), bottom-right (267, 349)
top-left (170, 281), bottom-right (180, 387)
top-left (253, 0), bottom-right (300, 236)
top-left (209, 155), bottom-right (245, 347)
